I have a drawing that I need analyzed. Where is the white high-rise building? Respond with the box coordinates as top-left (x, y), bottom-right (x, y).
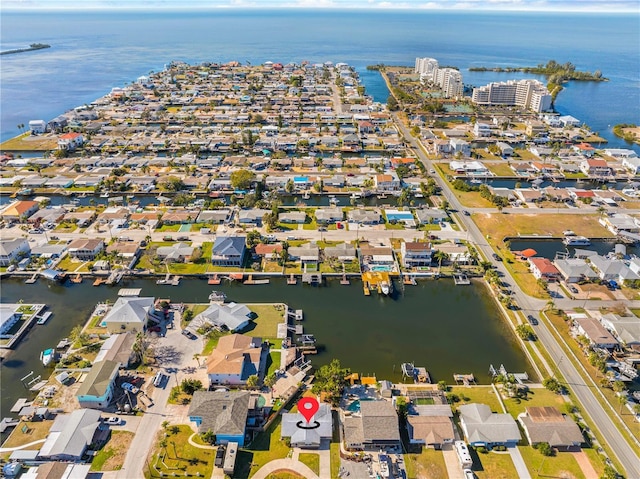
top-left (415, 57), bottom-right (439, 81)
top-left (471, 79), bottom-right (552, 112)
top-left (436, 68), bottom-right (463, 99)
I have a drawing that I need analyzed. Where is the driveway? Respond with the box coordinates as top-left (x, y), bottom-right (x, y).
top-left (508, 446), bottom-right (532, 479)
top-left (251, 458), bottom-right (319, 479)
top-left (115, 320), bottom-right (203, 479)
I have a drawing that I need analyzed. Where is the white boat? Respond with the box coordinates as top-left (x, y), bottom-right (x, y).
top-left (563, 236), bottom-right (591, 246)
top-left (40, 348), bottom-right (55, 366)
top-left (208, 291), bottom-right (227, 302)
top-left (329, 195), bottom-right (338, 205)
top-left (380, 280), bottom-right (391, 295)
top-left (401, 362), bottom-right (415, 377)
top-left (36, 311), bottom-right (52, 325)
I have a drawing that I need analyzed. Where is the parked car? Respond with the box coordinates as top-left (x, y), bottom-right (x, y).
top-left (181, 329), bottom-right (196, 339)
top-left (569, 285), bottom-right (578, 294)
top-left (106, 417), bottom-right (120, 425)
top-left (176, 236), bottom-right (189, 241)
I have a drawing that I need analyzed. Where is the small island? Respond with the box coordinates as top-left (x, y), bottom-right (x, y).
top-left (1, 43), bottom-right (51, 56)
top-left (613, 123), bottom-right (640, 144)
top-left (469, 60), bottom-right (607, 82)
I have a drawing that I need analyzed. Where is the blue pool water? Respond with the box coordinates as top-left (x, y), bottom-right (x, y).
top-left (371, 265), bottom-right (392, 272)
top-left (385, 212), bottom-right (414, 221)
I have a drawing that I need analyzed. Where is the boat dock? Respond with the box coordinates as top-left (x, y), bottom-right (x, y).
top-left (361, 271), bottom-right (391, 295)
top-left (207, 274), bottom-right (221, 285)
top-left (287, 274), bottom-right (297, 285)
top-left (93, 278), bottom-right (106, 286)
top-left (70, 273), bottom-right (83, 284)
top-left (118, 288), bottom-right (142, 297)
top-left (157, 274), bottom-right (181, 285)
top-left (403, 275), bottom-right (417, 285)
top-left (25, 273), bottom-right (38, 284)
top-left (453, 373), bottom-right (476, 386)
top-left (414, 366), bottom-right (431, 384)
top-left (0, 417), bottom-right (19, 433)
top-left (36, 311), bottom-right (52, 325)
top-left (106, 269), bottom-right (126, 285)
top-left (244, 275), bottom-right (270, 285)
top-left (286, 308), bottom-right (304, 321)
top-left (302, 273), bottom-right (322, 285)
top-left (454, 273), bottom-right (471, 285)
top-left (340, 273), bottom-right (350, 285)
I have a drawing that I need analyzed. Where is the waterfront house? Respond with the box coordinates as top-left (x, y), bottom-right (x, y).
top-left (106, 241), bottom-right (142, 262)
top-left (496, 142), bottom-right (514, 157)
top-left (574, 318), bottom-right (619, 349)
top-left (206, 334), bottom-right (264, 387)
top-left (94, 332), bottom-right (137, 367)
top-left (27, 207), bottom-right (67, 225)
top-left (518, 407), bottom-right (583, 450)
top-left (401, 241), bottom-right (433, 269)
top-left (600, 314), bottom-right (640, 351)
top-left (407, 404), bottom-right (455, 449)
top-left (458, 403), bottom-right (521, 448)
top-left (324, 243), bottom-right (357, 261)
top-left (580, 158), bottom-right (613, 178)
top-left (238, 209), bottom-right (269, 226)
top-left (161, 209), bottom-right (198, 224)
top-left (374, 173), bottom-right (401, 192)
top-left (193, 302), bottom-right (253, 332)
top-left (28, 119), bottom-right (47, 134)
top-left (57, 132), bottom-right (84, 151)
top-left (553, 258), bottom-right (599, 283)
top-left (38, 409), bottom-right (104, 461)
top-left (75, 360), bottom-right (120, 409)
top-left (0, 304), bottom-right (22, 335)
top-left (449, 160), bottom-right (488, 175)
top-left (589, 255), bottom-right (639, 284)
top-left (188, 390), bottom-right (251, 446)
top-left (0, 238), bottom-right (30, 266)
top-left (315, 207), bottom-right (343, 224)
top-left (197, 209), bottom-right (232, 224)
top-left (281, 403), bottom-right (332, 449)
top-left (288, 242), bottom-right (320, 265)
top-left (599, 213), bottom-right (640, 235)
top-left (449, 139), bottom-right (471, 157)
top-left (343, 400), bottom-right (401, 451)
top-left (102, 296), bottom-right (157, 333)
top-left (67, 238), bottom-right (105, 261)
top-left (528, 257), bottom-right (561, 282)
top-left (156, 242), bottom-right (194, 262)
top-left (0, 200), bottom-right (39, 222)
top-left (254, 243), bottom-right (283, 261)
top-left (211, 236), bottom-right (246, 267)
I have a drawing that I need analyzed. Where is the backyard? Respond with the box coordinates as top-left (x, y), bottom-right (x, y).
top-left (146, 425), bottom-right (215, 478)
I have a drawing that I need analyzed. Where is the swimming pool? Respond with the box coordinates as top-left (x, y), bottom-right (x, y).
top-left (371, 265), bottom-right (392, 272)
top-left (346, 398), bottom-right (374, 413)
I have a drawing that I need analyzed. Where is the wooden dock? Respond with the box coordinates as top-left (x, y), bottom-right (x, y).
top-left (340, 274), bottom-right (350, 285)
top-left (453, 373), bottom-right (476, 386)
top-left (302, 273), bottom-right (322, 285)
top-left (70, 273), bottom-right (83, 284)
top-left (287, 274), bottom-right (297, 285)
top-left (363, 282), bottom-right (371, 295)
top-left (362, 271), bottom-right (391, 294)
top-left (244, 275), bottom-right (270, 285)
top-left (207, 274), bottom-right (221, 285)
top-left (93, 278), bottom-right (106, 286)
top-left (403, 275), bottom-right (417, 285)
top-left (25, 273), bottom-right (38, 284)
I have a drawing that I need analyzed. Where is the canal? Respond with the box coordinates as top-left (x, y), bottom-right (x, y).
top-left (0, 277), bottom-right (532, 419)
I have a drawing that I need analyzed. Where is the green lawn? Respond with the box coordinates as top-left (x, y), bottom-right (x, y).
top-left (202, 329), bottom-right (231, 355)
top-left (267, 351), bottom-right (281, 377)
top-left (517, 447), bottom-right (585, 479)
top-left (146, 425), bottom-right (214, 478)
top-left (201, 241), bottom-right (213, 259)
top-left (245, 304), bottom-right (285, 338)
top-left (91, 431), bottom-right (134, 471)
top-left (449, 386), bottom-right (503, 413)
top-left (501, 386), bottom-right (567, 418)
top-left (168, 261), bottom-right (210, 274)
top-left (298, 453), bottom-right (320, 476)
top-left (473, 450), bottom-right (519, 479)
top-left (404, 448), bottom-right (448, 479)
top-left (234, 417), bottom-right (290, 479)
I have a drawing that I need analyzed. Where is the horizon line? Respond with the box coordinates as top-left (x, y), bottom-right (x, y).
top-left (2, 6), bottom-right (638, 13)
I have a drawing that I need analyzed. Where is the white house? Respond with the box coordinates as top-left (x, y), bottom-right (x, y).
top-left (28, 120), bottom-right (47, 134)
top-left (57, 132), bottom-right (84, 151)
top-left (0, 238), bottom-right (30, 266)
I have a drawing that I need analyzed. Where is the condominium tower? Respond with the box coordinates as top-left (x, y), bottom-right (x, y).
top-left (415, 57), bottom-right (463, 99)
top-left (471, 79), bottom-right (552, 112)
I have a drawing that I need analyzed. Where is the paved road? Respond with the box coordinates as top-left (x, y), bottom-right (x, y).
top-left (395, 115), bottom-right (640, 478)
top-left (116, 320), bottom-right (203, 479)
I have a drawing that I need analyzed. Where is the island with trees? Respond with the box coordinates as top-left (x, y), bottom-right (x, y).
top-left (469, 60), bottom-right (607, 83)
top-left (613, 123), bottom-right (639, 144)
top-left (1, 43), bottom-right (51, 56)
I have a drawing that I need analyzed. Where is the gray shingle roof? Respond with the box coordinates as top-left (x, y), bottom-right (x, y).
top-left (360, 400), bottom-right (401, 443)
top-left (459, 403), bottom-right (521, 445)
top-left (188, 390), bottom-right (250, 436)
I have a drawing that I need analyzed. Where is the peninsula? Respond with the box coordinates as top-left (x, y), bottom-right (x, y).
top-left (469, 60), bottom-right (608, 82)
top-left (1, 43), bottom-right (51, 56)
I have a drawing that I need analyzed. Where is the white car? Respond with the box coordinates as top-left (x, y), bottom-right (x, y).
top-left (106, 417), bottom-right (120, 425)
top-left (463, 469), bottom-right (475, 479)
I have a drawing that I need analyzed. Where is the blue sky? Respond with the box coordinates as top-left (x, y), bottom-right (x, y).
top-left (2, 0), bottom-right (638, 11)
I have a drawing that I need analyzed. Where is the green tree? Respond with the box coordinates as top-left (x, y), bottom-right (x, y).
top-left (515, 324), bottom-right (536, 341)
top-left (161, 176), bottom-right (184, 192)
top-left (230, 169), bottom-right (256, 190)
top-left (180, 378), bottom-right (203, 395)
top-left (246, 229), bottom-right (262, 248)
top-left (437, 380), bottom-right (448, 392)
top-left (535, 442), bottom-right (554, 457)
top-left (246, 374), bottom-right (259, 389)
top-left (285, 178), bottom-right (295, 194)
top-left (183, 308), bottom-right (194, 322)
top-left (542, 377), bottom-right (562, 393)
top-left (264, 372), bottom-right (277, 388)
top-left (311, 359), bottom-right (349, 406)
top-left (200, 430), bottom-right (216, 445)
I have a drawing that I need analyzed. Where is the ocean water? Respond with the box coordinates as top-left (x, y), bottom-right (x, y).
top-left (1, 10), bottom-right (639, 149)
